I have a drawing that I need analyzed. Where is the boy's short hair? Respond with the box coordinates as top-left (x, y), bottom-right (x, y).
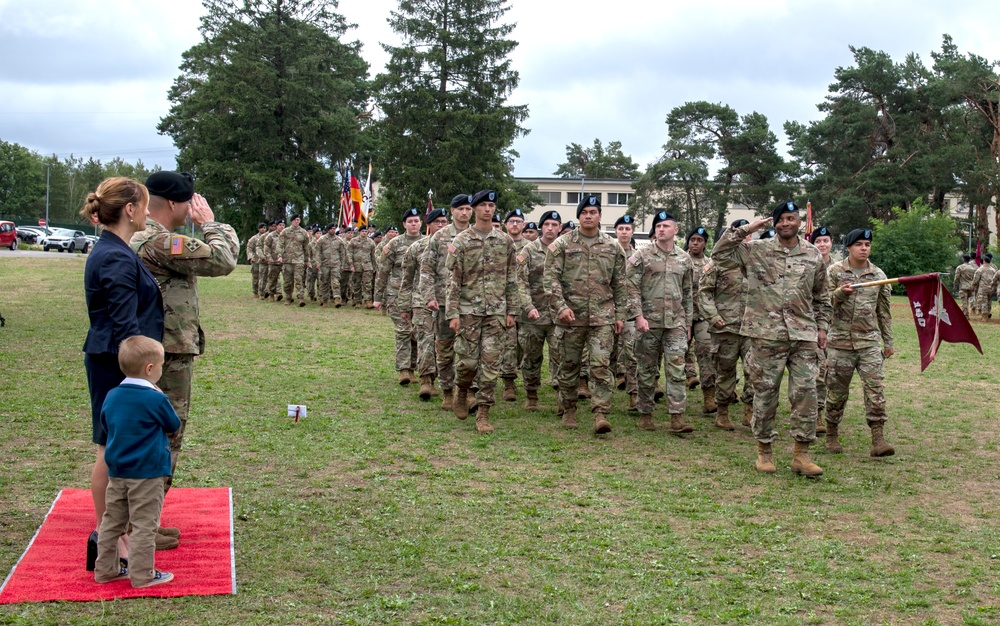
top-left (118, 335), bottom-right (165, 377)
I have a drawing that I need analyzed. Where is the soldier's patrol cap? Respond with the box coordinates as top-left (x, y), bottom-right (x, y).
top-left (426, 208), bottom-right (448, 223)
top-left (451, 194), bottom-right (473, 208)
top-left (614, 214), bottom-right (634, 228)
top-left (649, 211), bottom-right (675, 235)
top-left (145, 171), bottom-right (194, 203)
top-left (386, 225), bottom-right (398, 232)
top-left (772, 200), bottom-right (800, 223)
top-left (257, 222), bottom-right (267, 229)
top-left (810, 226), bottom-right (832, 242)
top-left (561, 220), bottom-right (576, 232)
top-left (504, 208), bottom-right (524, 223)
top-left (685, 226), bottom-right (708, 248)
top-left (523, 222), bottom-right (537, 231)
top-left (576, 193), bottom-right (601, 217)
top-left (759, 229), bottom-right (776, 240)
top-left (730, 219), bottom-right (749, 229)
top-left (402, 207), bottom-right (422, 221)
top-left (491, 213), bottom-right (501, 223)
top-left (471, 190), bottom-right (497, 206)
top-left (843, 228), bottom-right (872, 247)
top-left (539, 210), bottom-right (562, 226)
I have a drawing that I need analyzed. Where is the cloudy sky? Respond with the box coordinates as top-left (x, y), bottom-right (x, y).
top-left (1, 0), bottom-right (997, 177)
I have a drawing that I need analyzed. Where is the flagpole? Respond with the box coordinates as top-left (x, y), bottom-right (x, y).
top-left (848, 273), bottom-right (949, 290)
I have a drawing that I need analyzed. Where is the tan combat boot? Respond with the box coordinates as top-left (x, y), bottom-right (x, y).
top-left (418, 376), bottom-right (435, 400)
top-left (686, 375), bottom-right (699, 390)
top-left (868, 421), bottom-right (895, 457)
top-left (399, 369), bottom-right (414, 386)
top-left (593, 413), bottom-right (612, 435)
top-left (299, 300), bottom-right (306, 307)
top-left (636, 413), bottom-right (656, 431)
top-left (333, 297), bottom-right (342, 308)
top-left (791, 441), bottom-right (823, 477)
top-left (453, 388), bottom-right (469, 420)
top-left (364, 301), bottom-right (374, 309)
top-left (628, 393), bottom-right (638, 412)
top-left (755, 442), bottom-right (777, 474)
top-left (561, 406), bottom-right (578, 429)
top-left (742, 403), bottom-right (753, 427)
top-left (275, 294), bottom-right (283, 302)
top-left (441, 388), bottom-right (454, 411)
top-left (283, 298), bottom-right (293, 306)
top-left (668, 414), bottom-right (694, 434)
top-left (825, 420), bottom-right (843, 453)
top-left (524, 389), bottom-right (539, 411)
top-left (702, 386), bottom-right (718, 414)
top-left (815, 408), bottom-right (827, 434)
top-left (475, 405), bottom-right (494, 434)
top-left (428, 376), bottom-right (440, 397)
top-left (615, 374), bottom-right (626, 390)
top-left (577, 377), bottom-right (591, 399)
top-left (467, 390), bottom-right (478, 413)
top-left (715, 404), bottom-right (736, 431)
top-left (503, 378), bottom-right (517, 402)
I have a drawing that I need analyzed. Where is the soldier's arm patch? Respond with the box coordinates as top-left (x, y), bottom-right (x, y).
top-left (383, 245), bottom-right (391, 255)
top-left (627, 255), bottom-right (638, 265)
top-left (547, 243), bottom-right (558, 253)
top-left (448, 243), bottom-right (457, 254)
top-left (516, 253), bottom-right (525, 264)
top-left (170, 235), bottom-right (184, 254)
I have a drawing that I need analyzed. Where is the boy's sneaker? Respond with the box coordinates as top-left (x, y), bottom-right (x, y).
top-left (96, 565), bottom-right (129, 583)
top-left (134, 570), bottom-right (174, 588)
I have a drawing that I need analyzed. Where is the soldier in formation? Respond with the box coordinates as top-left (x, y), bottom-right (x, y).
top-left (278, 214), bottom-right (312, 306)
top-left (610, 214), bottom-right (638, 410)
top-left (972, 253), bottom-right (996, 320)
top-left (375, 208), bottom-right (425, 384)
top-left (954, 253), bottom-right (977, 317)
top-left (683, 226), bottom-right (717, 415)
top-left (500, 208), bottom-right (529, 401)
top-left (247, 222), bottom-right (267, 298)
top-left (349, 226), bottom-right (376, 308)
top-left (263, 220), bottom-right (284, 301)
top-left (810, 226), bottom-right (837, 434)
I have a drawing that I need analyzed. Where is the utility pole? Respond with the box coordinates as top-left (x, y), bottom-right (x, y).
top-left (44, 163), bottom-right (50, 233)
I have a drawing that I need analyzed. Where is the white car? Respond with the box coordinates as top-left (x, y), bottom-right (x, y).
top-left (42, 228), bottom-right (91, 253)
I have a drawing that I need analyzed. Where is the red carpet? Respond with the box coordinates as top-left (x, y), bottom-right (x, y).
top-left (0, 488), bottom-right (235, 603)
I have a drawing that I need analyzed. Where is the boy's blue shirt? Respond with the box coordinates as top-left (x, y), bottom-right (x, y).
top-left (101, 383), bottom-right (181, 479)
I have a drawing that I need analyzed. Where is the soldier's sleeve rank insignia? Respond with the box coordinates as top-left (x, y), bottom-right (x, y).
top-left (170, 236), bottom-right (184, 254)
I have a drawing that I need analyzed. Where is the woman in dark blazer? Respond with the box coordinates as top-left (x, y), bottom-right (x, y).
top-left (82, 177), bottom-right (163, 569)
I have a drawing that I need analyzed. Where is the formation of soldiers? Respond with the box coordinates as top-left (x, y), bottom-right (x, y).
top-left (360, 193), bottom-right (904, 477)
top-left (955, 252), bottom-right (999, 321)
top-left (246, 218), bottom-right (398, 307)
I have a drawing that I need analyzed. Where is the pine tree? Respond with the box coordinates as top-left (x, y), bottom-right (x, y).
top-left (373, 0), bottom-right (529, 215)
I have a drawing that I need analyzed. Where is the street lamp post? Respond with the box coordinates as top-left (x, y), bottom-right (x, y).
top-left (960, 221), bottom-right (973, 254)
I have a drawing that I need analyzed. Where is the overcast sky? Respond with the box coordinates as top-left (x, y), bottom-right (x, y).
top-left (1, 0), bottom-right (998, 178)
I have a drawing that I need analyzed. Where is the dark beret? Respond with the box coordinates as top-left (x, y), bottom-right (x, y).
top-left (145, 171), bottom-right (194, 202)
top-left (257, 222), bottom-right (267, 229)
top-left (471, 190), bottom-right (497, 206)
top-left (810, 226), bottom-right (832, 242)
top-left (985, 253), bottom-right (994, 262)
top-left (523, 222), bottom-right (537, 231)
top-left (504, 208), bottom-right (524, 223)
top-left (962, 254), bottom-right (972, 261)
top-left (576, 193), bottom-right (601, 218)
top-left (426, 208), bottom-right (448, 223)
top-left (561, 220), bottom-right (576, 232)
top-left (844, 228), bottom-right (872, 247)
top-left (326, 223), bottom-right (336, 231)
top-left (614, 214), bottom-right (635, 228)
top-left (685, 226), bottom-right (708, 247)
top-left (491, 213), bottom-right (501, 223)
top-left (386, 225), bottom-right (398, 232)
top-left (539, 210), bottom-right (561, 226)
top-left (290, 214), bottom-right (301, 222)
top-left (402, 208), bottom-right (421, 220)
top-left (451, 194), bottom-right (473, 209)
top-left (730, 219), bottom-right (749, 229)
top-left (758, 229), bottom-right (776, 240)
top-left (649, 210), bottom-right (675, 236)
top-left (772, 200), bottom-right (800, 224)
top-left (373, 230), bottom-right (383, 237)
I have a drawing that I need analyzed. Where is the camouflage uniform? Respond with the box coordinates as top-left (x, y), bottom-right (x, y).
top-left (247, 231), bottom-right (263, 296)
top-left (501, 237), bottom-right (530, 383)
top-left (375, 234), bottom-right (424, 372)
top-left (815, 255), bottom-right (838, 419)
top-left (316, 233), bottom-right (344, 304)
top-left (446, 226), bottom-right (523, 407)
top-left (255, 230), bottom-right (272, 297)
top-left (825, 258), bottom-right (893, 425)
top-left (711, 224), bottom-right (831, 444)
top-left (517, 238), bottom-right (561, 391)
top-left (264, 229), bottom-right (283, 298)
top-left (279, 223), bottom-right (311, 302)
top-left (305, 234), bottom-right (320, 301)
top-left (684, 254), bottom-right (715, 390)
top-left (972, 261), bottom-right (997, 318)
top-left (399, 236), bottom-right (436, 379)
top-left (131, 218), bottom-right (239, 489)
top-left (954, 259), bottom-right (977, 316)
top-left (419, 224), bottom-right (468, 393)
top-left (341, 234), bottom-right (354, 302)
top-left (627, 243), bottom-right (693, 416)
top-left (699, 259), bottom-right (754, 407)
top-left (611, 243), bottom-right (638, 395)
top-left (544, 230), bottom-right (628, 417)
top-left (349, 235), bottom-right (376, 306)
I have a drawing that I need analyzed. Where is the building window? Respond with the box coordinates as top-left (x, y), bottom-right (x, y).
top-left (538, 191), bottom-right (561, 205)
top-left (607, 193), bottom-right (634, 206)
top-left (567, 192), bottom-right (601, 205)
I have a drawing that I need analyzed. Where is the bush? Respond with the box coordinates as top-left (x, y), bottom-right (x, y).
top-left (870, 199), bottom-right (961, 294)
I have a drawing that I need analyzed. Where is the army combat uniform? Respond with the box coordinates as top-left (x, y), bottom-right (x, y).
top-left (972, 260), bottom-right (997, 319)
top-left (517, 237), bottom-right (561, 409)
top-left (375, 233), bottom-right (424, 379)
top-left (247, 231), bottom-right (263, 297)
top-left (279, 223), bottom-right (311, 305)
top-left (349, 234), bottom-right (376, 307)
top-left (419, 223), bottom-right (469, 404)
top-left (500, 237), bottom-right (529, 398)
top-left (685, 253), bottom-right (716, 410)
top-left (316, 232), bottom-right (344, 306)
top-left (954, 259), bottom-right (977, 316)
top-left (398, 235), bottom-right (437, 394)
top-left (131, 218), bottom-right (239, 490)
top-left (264, 228), bottom-right (283, 300)
top-left (305, 233), bottom-right (320, 301)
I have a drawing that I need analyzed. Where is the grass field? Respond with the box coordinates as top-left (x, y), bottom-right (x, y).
top-left (1, 255), bottom-right (998, 625)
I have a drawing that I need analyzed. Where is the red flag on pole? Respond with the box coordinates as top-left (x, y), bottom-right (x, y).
top-left (425, 190), bottom-right (434, 220)
top-left (340, 167), bottom-right (356, 228)
top-left (898, 273), bottom-right (982, 371)
top-left (975, 239), bottom-right (983, 266)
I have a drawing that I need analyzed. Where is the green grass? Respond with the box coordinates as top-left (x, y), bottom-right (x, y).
top-left (1, 256), bottom-right (998, 625)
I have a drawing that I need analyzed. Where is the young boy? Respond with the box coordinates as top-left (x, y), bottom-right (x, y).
top-left (94, 335), bottom-right (180, 588)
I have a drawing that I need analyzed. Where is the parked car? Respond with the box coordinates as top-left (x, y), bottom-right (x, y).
top-left (42, 228), bottom-right (90, 253)
top-left (16, 226), bottom-right (52, 244)
top-left (84, 235), bottom-right (99, 248)
top-left (0, 221), bottom-right (18, 250)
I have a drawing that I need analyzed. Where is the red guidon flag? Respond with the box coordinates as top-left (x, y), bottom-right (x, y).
top-left (898, 273), bottom-right (982, 371)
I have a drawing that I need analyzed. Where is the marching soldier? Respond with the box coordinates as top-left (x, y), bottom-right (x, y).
top-left (278, 214), bottom-right (311, 306)
top-left (264, 220), bottom-right (284, 301)
top-left (611, 214), bottom-right (638, 410)
top-left (375, 210), bottom-right (425, 384)
top-left (500, 208), bottom-right (528, 401)
top-left (972, 253), bottom-right (997, 320)
top-left (683, 226), bottom-right (717, 414)
top-left (316, 223), bottom-right (344, 307)
top-left (247, 222), bottom-right (266, 298)
top-left (954, 253), bottom-right (977, 316)
top-left (810, 226), bottom-right (837, 434)
top-left (305, 226), bottom-right (321, 302)
top-left (350, 226), bottom-right (376, 308)
top-left (341, 228), bottom-right (355, 303)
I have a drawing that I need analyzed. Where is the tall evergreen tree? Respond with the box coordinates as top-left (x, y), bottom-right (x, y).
top-left (553, 139), bottom-right (640, 180)
top-left (373, 0), bottom-right (530, 216)
top-left (158, 0), bottom-right (369, 237)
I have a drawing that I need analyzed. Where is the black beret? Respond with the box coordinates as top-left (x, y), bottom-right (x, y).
top-left (290, 214), bottom-right (301, 222)
top-left (386, 225), bottom-right (398, 232)
top-left (649, 210), bottom-right (675, 236)
top-left (539, 210), bottom-right (561, 226)
top-left (576, 193), bottom-right (601, 217)
top-left (962, 254), bottom-right (972, 261)
top-left (326, 223), bottom-right (336, 231)
top-left (145, 171), bottom-right (194, 203)
top-left (504, 208), bottom-right (524, 223)
top-left (759, 229), bottom-right (776, 240)
top-left (402, 207), bottom-right (421, 220)
top-left (257, 222), bottom-right (267, 229)
top-left (451, 194), bottom-right (473, 208)
top-left (730, 219), bottom-right (749, 229)
top-left (844, 228), bottom-right (872, 247)
top-left (373, 230), bottom-right (383, 237)
top-left (426, 208), bottom-right (448, 223)
top-left (985, 253), bottom-right (994, 262)
top-left (772, 200), bottom-right (800, 224)
top-left (614, 214), bottom-right (635, 228)
top-left (685, 226), bottom-right (708, 247)
top-left (471, 190), bottom-right (497, 206)
top-left (810, 226), bottom-right (832, 242)
top-left (523, 222), bottom-right (537, 231)
top-left (491, 213), bottom-right (501, 223)
top-left (561, 220), bottom-right (576, 232)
